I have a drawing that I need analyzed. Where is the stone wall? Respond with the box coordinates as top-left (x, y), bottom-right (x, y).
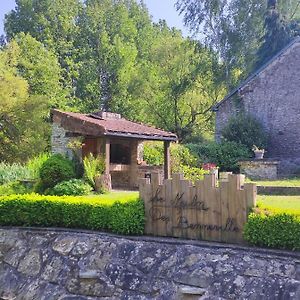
top-left (215, 40), bottom-right (300, 176)
top-left (51, 123), bottom-right (82, 160)
top-left (239, 160), bottom-right (279, 180)
top-left (0, 228), bottom-right (299, 300)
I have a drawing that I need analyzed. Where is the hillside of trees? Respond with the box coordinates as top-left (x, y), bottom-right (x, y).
top-left (1, 0), bottom-right (299, 162)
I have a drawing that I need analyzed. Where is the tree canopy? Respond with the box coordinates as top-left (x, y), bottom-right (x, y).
top-left (3, 0), bottom-right (225, 145)
top-left (176, 0), bottom-right (300, 86)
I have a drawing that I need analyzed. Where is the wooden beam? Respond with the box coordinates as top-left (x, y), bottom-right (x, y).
top-left (105, 138), bottom-right (110, 174)
top-left (164, 141), bottom-right (171, 179)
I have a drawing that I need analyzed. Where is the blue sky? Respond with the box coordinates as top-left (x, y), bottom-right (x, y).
top-left (0, 0), bottom-right (189, 37)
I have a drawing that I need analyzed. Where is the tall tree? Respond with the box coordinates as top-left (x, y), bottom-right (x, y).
top-left (255, 0), bottom-right (293, 69)
top-left (5, 0), bottom-right (82, 96)
top-left (176, 0), bottom-right (300, 85)
top-left (0, 41), bottom-right (50, 162)
top-left (13, 33), bottom-right (67, 107)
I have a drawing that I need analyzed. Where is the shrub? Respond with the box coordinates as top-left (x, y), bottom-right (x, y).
top-left (244, 212), bottom-right (300, 251)
top-left (187, 141), bottom-right (251, 173)
top-left (221, 113), bottom-right (268, 150)
top-left (0, 181), bottom-right (33, 196)
top-left (50, 179), bottom-right (93, 196)
top-left (0, 162), bottom-right (32, 184)
top-left (27, 153), bottom-right (50, 179)
top-left (143, 142), bottom-right (164, 166)
top-left (180, 165), bottom-right (208, 183)
top-left (0, 193), bottom-right (144, 235)
top-left (83, 154), bottom-right (105, 188)
top-left (39, 154), bottom-right (76, 191)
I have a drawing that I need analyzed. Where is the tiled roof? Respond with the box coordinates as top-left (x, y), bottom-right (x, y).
top-left (51, 109), bottom-right (177, 141)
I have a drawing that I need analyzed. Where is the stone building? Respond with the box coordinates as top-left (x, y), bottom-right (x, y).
top-left (51, 109), bottom-right (177, 189)
top-left (212, 37), bottom-right (300, 176)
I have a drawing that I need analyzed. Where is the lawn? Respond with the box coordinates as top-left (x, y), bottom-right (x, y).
top-left (247, 178), bottom-right (300, 187)
top-left (83, 191), bottom-right (139, 203)
top-left (257, 195), bottom-right (300, 215)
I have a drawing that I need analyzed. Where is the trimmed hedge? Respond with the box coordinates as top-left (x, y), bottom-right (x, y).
top-left (0, 194), bottom-right (144, 235)
top-left (244, 212), bottom-right (300, 251)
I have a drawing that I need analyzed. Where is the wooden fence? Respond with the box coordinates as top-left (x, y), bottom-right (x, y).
top-left (139, 173), bottom-right (256, 244)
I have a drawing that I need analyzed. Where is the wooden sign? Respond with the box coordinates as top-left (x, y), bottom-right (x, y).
top-left (139, 173), bottom-right (256, 244)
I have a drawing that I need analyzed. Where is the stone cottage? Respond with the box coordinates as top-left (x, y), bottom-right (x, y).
top-left (212, 37), bottom-right (300, 176)
top-left (51, 109), bottom-right (177, 189)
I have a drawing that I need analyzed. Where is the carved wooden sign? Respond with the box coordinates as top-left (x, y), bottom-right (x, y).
top-left (139, 173), bottom-right (256, 244)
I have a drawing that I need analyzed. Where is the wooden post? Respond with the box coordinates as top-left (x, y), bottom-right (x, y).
top-left (164, 141), bottom-right (171, 179)
top-left (105, 137), bottom-right (110, 174)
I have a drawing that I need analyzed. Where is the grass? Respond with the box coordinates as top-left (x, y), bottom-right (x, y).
top-left (247, 177), bottom-right (300, 187)
top-left (82, 191), bottom-right (139, 203)
top-left (257, 195), bottom-right (300, 215)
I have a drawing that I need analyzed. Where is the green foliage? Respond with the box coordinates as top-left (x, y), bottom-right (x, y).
top-left (27, 153), bottom-right (50, 179)
top-left (13, 33), bottom-right (67, 106)
top-left (255, 2), bottom-right (294, 70)
top-left (244, 212), bottom-right (300, 251)
top-left (176, 0), bottom-right (300, 87)
top-left (40, 154), bottom-right (76, 190)
top-left (143, 142), bottom-right (164, 166)
top-left (4, 0), bottom-right (224, 141)
top-left (187, 141), bottom-right (251, 172)
top-left (0, 181), bottom-right (33, 196)
top-left (221, 114), bottom-right (268, 150)
top-left (0, 193), bottom-right (144, 235)
top-left (179, 165), bottom-right (208, 183)
top-left (0, 162), bottom-right (32, 184)
top-left (0, 40), bottom-right (50, 162)
top-left (143, 142), bottom-right (198, 168)
top-left (49, 179), bottom-right (92, 196)
top-left (171, 143), bottom-right (199, 170)
top-left (143, 142), bottom-right (206, 181)
top-left (83, 154), bottom-right (105, 188)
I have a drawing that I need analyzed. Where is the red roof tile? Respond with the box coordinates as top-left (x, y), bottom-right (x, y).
top-left (51, 109), bottom-right (177, 141)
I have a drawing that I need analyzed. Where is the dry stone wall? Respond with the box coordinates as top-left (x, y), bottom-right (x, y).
top-left (0, 228), bottom-right (300, 300)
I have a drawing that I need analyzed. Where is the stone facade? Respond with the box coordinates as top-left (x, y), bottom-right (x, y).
top-left (51, 123), bottom-right (82, 160)
top-left (214, 39), bottom-right (300, 176)
top-left (0, 228), bottom-right (300, 300)
top-left (239, 160), bottom-right (279, 180)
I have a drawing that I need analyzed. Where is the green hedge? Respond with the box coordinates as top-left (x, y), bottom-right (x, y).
top-left (244, 212), bottom-right (300, 251)
top-left (0, 194), bottom-right (144, 235)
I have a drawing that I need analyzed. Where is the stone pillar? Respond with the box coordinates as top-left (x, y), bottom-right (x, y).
top-left (164, 141), bottom-right (171, 179)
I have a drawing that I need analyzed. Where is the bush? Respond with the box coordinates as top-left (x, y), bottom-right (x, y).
top-left (244, 212), bottom-right (300, 251)
top-left (0, 193), bottom-right (144, 235)
top-left (83, 154), bottom-right (105, 188)
top-left (50, 179), bottom-right (92, 196)
top-left (221, 113), bottom-right (268, 150)
top-left (143, 142), bottom-right (164, 166)
top-left (143, 142), bottom-right (206, 180)
top-left (187, 141), bottom-right (251, 173)
top-left (180, 165), bottom-right (208, 183)
top-left (0, 162), bottom-right (32, 184)
top-left (27, 153), bottom-right (50, 179)
top-left (39, 154), bottom-right (76, 191)
top-left (0, 181), bottom-right (33, 195)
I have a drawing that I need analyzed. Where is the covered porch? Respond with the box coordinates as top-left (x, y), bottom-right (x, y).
top-left (51, 109), bottom-right (177, 189)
